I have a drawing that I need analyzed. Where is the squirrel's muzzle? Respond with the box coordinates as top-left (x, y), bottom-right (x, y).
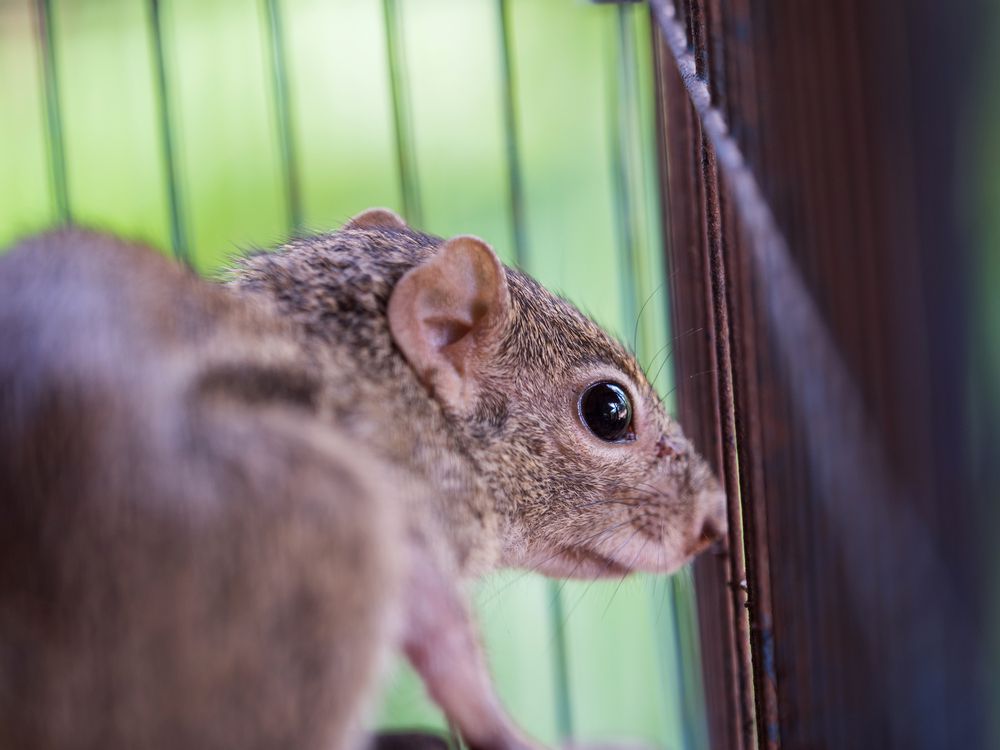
top-left (688, 481), bottom-right (728, 556)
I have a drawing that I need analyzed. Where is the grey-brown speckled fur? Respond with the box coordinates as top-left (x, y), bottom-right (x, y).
top-left (0, 217), bottom-right (724, 750)
top-left (230, 223), bottom-right (721, 580)
top-left (0, 231), bottom-right (403, 750)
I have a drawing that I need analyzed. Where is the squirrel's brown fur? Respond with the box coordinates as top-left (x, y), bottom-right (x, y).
top-left (229, 220), bottom-right (722, 579)
top-left (0, 214), bottom-right (725, 750)
top-left (0, 230), bottom-right (404, 750)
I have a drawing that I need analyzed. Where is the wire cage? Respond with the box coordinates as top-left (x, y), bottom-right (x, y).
top-left (0, 1), bottom-right (711, 748)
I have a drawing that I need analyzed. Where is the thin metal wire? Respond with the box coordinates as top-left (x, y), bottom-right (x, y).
top-left (33, 0), bottom-right (70, 224)
top-left (547, 589), bottom-right (574, 741)
top-left (613, 7), bottom-right (709, 748)
top-left (261, 0), bottom-right (303, 234)
top-left (148, 0), bottom-right (190, 264)
top-left (495, 0), bottom-right (572, 735)
top-left (495, 0), bottom-right (573, 737)
top-left (381, 0), bottom-right (422, 227)
top-left (496, 0), bottom-right (528, 269)
top-left (673, 571), bottom-right (710, 750)
top-left (610, 4), bottom-right (659, 358)
top-left (609, 4), bottom-right (640, 334)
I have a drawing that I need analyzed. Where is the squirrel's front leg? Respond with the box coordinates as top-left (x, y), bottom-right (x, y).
top-left (402, 547), bottom-right (540, 750)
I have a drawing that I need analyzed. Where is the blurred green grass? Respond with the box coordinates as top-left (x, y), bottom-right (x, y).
top-left (0, 1), bottom-right (707, 748)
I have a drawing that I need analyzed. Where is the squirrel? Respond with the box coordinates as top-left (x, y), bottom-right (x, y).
top-left (0, 208), bottom-right (727, 750)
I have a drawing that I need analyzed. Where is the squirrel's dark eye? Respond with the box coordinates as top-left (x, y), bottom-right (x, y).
top-left (579, 381), bottom-right (634, 442)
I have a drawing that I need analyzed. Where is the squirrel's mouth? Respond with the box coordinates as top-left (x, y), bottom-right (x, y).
top-left (520, 529), bottom-right (692, 579)
top-left (529, 546), bottom-right (634, 580)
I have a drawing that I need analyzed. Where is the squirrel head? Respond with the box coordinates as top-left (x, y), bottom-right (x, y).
top-left (356, 208), bottom-right (727, 579)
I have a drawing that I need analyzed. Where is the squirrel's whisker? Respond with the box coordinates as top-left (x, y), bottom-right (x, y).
top-left (478, 519), bottom-right (636, 606)
top-left (601, 537), bottom-right (651, 620)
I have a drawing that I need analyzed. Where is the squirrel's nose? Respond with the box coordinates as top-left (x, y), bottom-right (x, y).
top-left (694, 486), bottom-right (728, 550)
top-left (699, 506), bottom-right (726, 544)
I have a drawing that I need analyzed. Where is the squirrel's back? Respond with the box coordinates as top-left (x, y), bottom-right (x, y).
top-left (0, 230), bottom-right (403, 750)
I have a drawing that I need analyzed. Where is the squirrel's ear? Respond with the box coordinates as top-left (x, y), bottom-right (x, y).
top-left (388, 235), bottom-right (510, 412)
top-left (346, 207), bottom-right (408, 230)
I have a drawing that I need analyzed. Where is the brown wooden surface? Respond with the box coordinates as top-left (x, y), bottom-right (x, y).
top-left (650, 0), bottom-right (991, 748)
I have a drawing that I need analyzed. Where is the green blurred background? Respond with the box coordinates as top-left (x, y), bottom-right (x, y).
top-left (0, 1), bottom-right (709, 748)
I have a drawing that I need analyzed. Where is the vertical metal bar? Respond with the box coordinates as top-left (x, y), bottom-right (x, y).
top-left (611, 3), bottom-right (661, 362)
top-left (546, 590), bottom-right (574, 741)
top-left (698, 0), bottom-right (757, 742)
top-left (608, 4), bottom-right (639, 336)
top-left (496, 0), bottom-right (528, 269)
top-left (148, 0), bottom-right (190, 265)
top-left (690, 129), bottom-right (747, 750)
top-left (651, 7), bottom-right (747, 748)
top-left (261, 0), bottom-right (303, 234)
top-left (619, 13), bottom-right (719, 750)
top-left (496, 0), bottom-right (570, 735)
top-left (708, 1), bottom-right (780, 745)
top-left (672, 571), bottom-right (709, 750)
top-left (33, 0), bottom-right (70, 225)
top-left (381, 0), bottom-right (422, 227)
top-left (647, 15), bottom-right (716, 750)
top-left (705, 166), bottom-right (756, 750)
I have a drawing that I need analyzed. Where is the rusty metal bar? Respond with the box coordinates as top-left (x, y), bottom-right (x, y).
top-left (652, 25), bottom-right (746, 750)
